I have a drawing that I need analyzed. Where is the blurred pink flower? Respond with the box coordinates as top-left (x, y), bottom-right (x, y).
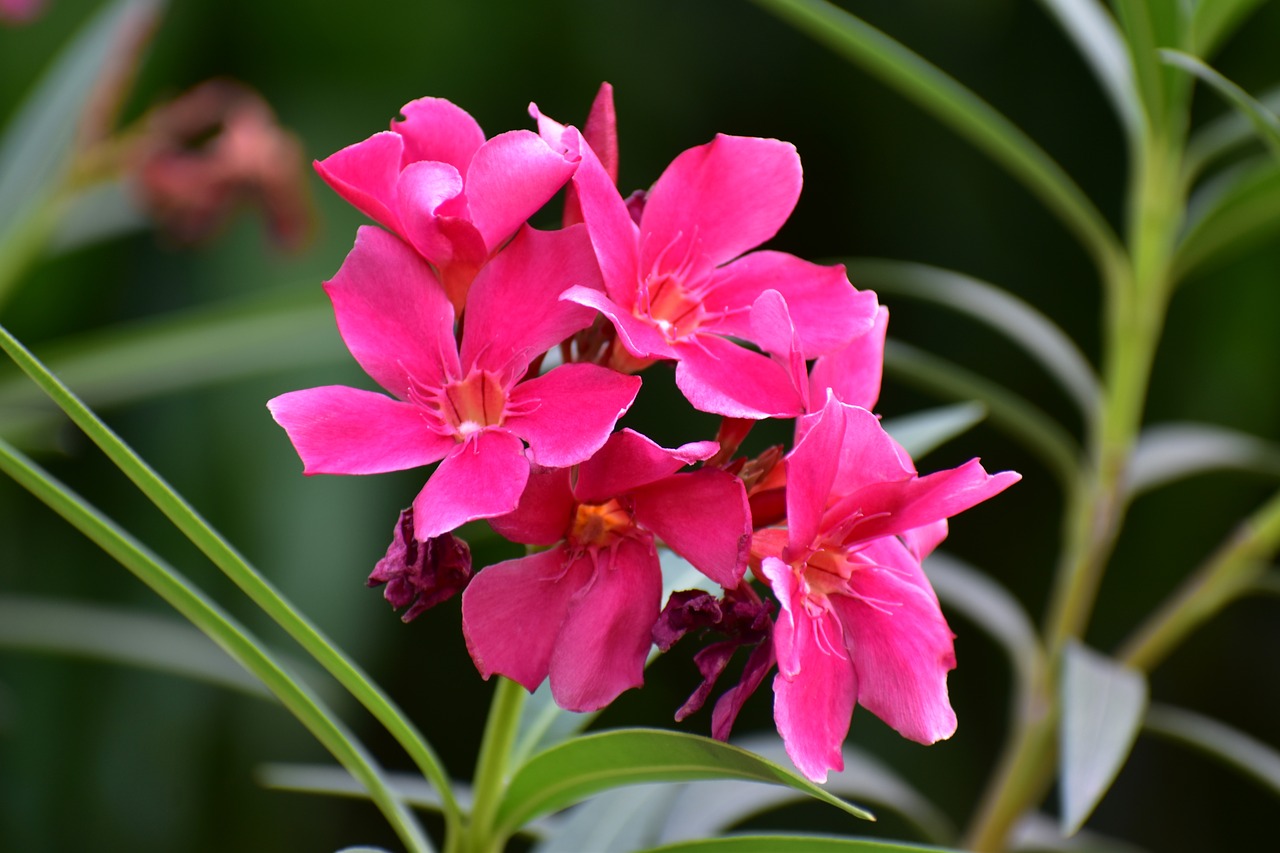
top-left (462, 429), bottom-right (750, 711)
top-left (751, 394), bottom-right (1020, 782)
top-left (0, 0), bottom-right (43, 25)
top-left (268, 224), bottom-right (639, 541)
top-left (314, 97), bottom-right (578, 312)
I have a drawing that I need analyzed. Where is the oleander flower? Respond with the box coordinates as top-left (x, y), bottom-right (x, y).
top-left (462, 429), bottom-right (751, 712)
top-left (268, 223), bottom-right (639, 541)
top-left (751, 394), bottom-right (1020, 782)
top-left (315, 96), bottom-right (579, 311)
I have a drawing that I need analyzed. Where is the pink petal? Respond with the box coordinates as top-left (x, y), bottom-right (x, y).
top-left (411, 429), bottom-right (530, 540)
top-left (465, 130), bottom-right (577, 252)
top-left (395, 160), bottom-right (488, 272)
top-left (488, 465), bottom-right (575, 546)
top-left (267, 386), bottom-right (453, 475)
top-left (631, 469), bottom-right (750, 589)
top-left (324, 226), bottom-right (459, 399)
top-left (568, 141), bottom-right (641, 306)
top-left (548, 537), bottom-right (661, 711)
top-left (810, 306), bottom-right (888, 411)
top-left (461, 547), bottom-right (592, 693)
top-left (504, 363), bottom-right (640, 468)
top-left (834, 537), bottom-right (957, 744)
top-left (704, 252), bottom-right (878, 357)
top-left (560, 285), bottom-right (679, 360)
top-left (461, 226), bottom-right (601, 375)
top-left (641, 135), bottom-right (802, 275)
top-left (903, 519), bottom-right (949, 561)
top-left (574, 428), bottom-right (717, 504)
top-left (313, 131), bottom-right (404, 232)
top-left (783, 395), bottom-right (847, 553)
top-left (747, 290), bottom-right (809, 412)
top-left (393, 97), bottom-right (487, 174)
top-left (826, 400), bottom-right (918, 495)
top-left (583, 82), bottom-right (618, 185)
top-left (673, 335), bottom-right (805, 419)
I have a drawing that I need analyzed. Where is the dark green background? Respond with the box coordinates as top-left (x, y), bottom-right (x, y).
top-left (2, 1), bottom-right (1278, 850)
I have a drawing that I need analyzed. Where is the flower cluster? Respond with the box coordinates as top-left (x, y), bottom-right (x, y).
top-left (269, 85), bottom-right (1020, 783)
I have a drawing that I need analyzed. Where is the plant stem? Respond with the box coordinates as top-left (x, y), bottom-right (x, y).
top-left (464, 677), bottom-right (528, 853)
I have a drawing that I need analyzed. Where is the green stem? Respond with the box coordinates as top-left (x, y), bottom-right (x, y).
top-left (0, 323), bottom-right (462, 833)
top-left (0, 436), bottom-right (433, 853)
top-left (465, 677), bottom-right (528, 853)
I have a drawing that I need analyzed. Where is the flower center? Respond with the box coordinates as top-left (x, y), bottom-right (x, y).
top-left (803, 547), bottom-right (855, 598)
top-left (569, 498), bottom-right (634, 549)
top-left (438, 369), bottom-right (507, 440)
top-left (639, 274), bottom-right (705, 342)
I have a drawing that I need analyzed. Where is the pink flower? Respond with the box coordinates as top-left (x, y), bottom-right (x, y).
top-left (314, 97), bottom-right (579, 311)
top-left (751, 394), bottom-right (1020, 782)
top-left (268, 224), bottom-right (640, 541)
top-left (0, 0), bottom-right (43, 25)
top-left (462, 429), bottom-right (751, 712)
top-left (548, 123), bottom-right (879, 418)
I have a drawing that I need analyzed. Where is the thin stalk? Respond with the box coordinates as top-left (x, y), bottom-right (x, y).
top-left (465, 677), bottom-right (528, 853)
top-left (0, 436), bottom-right (433, 853)
top-left (0, 323), bottom-right (462, 832)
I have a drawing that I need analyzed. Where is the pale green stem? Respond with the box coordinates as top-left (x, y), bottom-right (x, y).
top-left (0, 323), bottom-right (462, 834)
top-left (464, 677), bottom-right (528, 853)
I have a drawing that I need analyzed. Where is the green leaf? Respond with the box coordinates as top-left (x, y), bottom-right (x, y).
top-left (1126, 422), bottom-right (1280, 498)
top-left (1059, 642), bottom-right (1149, 836)
top-left (846, 259), bottom-right (1099, 417)
top-left (1160, 50), bottom-right (1280, 159)
top-left (1185, 84), bottom-right (1280, 181)
top-left (257, 763), bottom-right (456, 813)
top-left (1010, 813), bottom-right (1150, 852)
top-left (748, 0), bottom-right (1122, 276)
top-left (1190, 0), bottom-right (1271, 57)
top-left (1033, 0), bottom-right (1142, 135)
top-left (1144, 703), bottom-right (1280, 798)
top-left (882, 403), bottom-right (986, 462)
top-left (633, 837), bottom-right (953, 853)
top-left (533, 784), bottom-right (684, 853)
top-left (1174, 158), bottom-right (1280, 280)
top-left (494, 729), bottom-right (873, 839)
top-left (48, 180), bottom-right (150, 252)
top-left (1112, 0), bottom-right (1184, 132)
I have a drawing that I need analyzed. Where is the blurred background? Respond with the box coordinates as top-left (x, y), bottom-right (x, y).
top-left (1, 1), bottom-right (1278, 850)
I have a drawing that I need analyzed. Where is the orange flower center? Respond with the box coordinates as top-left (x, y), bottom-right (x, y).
top-left (640, 274), bottom-right (705, 342)
top-left (439, 369), bottom-right (507, 440)
top-left (569, 498), bottom-right (634, 549)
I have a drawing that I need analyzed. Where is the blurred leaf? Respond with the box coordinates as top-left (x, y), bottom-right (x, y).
top-left (1059, 642), bottom-right (1149, 836)
top-left (494, 729), bottom-right (873, 839)
top-left (1144, 703), bottom-right (1280, 798)
top-left (924, 553), bottom-right (1043, 700)
top-left (533, 784), bottom-right (684, 853)
top-left (1174, 158), bottom-right (1280, 280)
top-left (0, 0), bottom-right (161, 299)
top-left (1010, 813), bottom-right (1150, 852)
top-left (885, 339), bottom-right (1080, 489)
top-left (749, 0), bottom-right (1122, 274)
top-left (1185, 84), bottom-right (1280, 181)
top-left (633, 837), bottom-right (953, 853)
top-left (1160, 50), bottom-right (1280, 158)
top-left (1190, 0), bottom-right (1271, 57)
top-left (48, 180), bottom-right (149, 252)
top-left (1126, 422), bottom-right (1280, 498)
top-left (1033, 0), bottom-right (1142, 135)
top-left (847, 259), bottom-right (1099, 417)
top-left (882, 402), bottom-right (986, 462)
top-left (257, 763), bottom-right (459, 812)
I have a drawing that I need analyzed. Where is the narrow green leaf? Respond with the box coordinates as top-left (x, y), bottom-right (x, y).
top-left (1126, 422), bottom-right (1280, 498)
top-left (494, 729), bottom-right (873, 838)
top-left (1033, 0), bottom-right (1142, 135)
top-left (882, 403), bottom-right (986, 462)
top-left (1010, 813), bottom-right (1150, 852)
top-left (1160, 50), bottom-right (1280, 159)
top-left (534, 784), bottom-right (684, 853)
top-left (749, 0), bottom-right (1122, 276)
top-left (846, 259), bottom-right (1099, 417)
top-left (1174, 158), bottom-right (1280, 280)
top-left (48, 180), bottom-right (150, 252)
top-left (257, 763), bottom-right (457, 812)
top-left (884, 339), bottom-right (1080, 490)
top-left (1111, 0), bottom-right (1179, 131)
top-left (1144, 703), bottom-right (1280, 798)
top-left (634, 837), bottom-right (952, 853)
top-left (1185, 84), bottom-right (1280, 181)
top-left (1190, 0), bottom-right (1271, 57)
top-left (1059, 642), bottom-right (1149, 836)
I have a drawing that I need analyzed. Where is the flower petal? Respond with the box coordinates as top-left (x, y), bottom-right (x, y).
top-left (461, 547), bottom-right (590, 693)
top-left (560, 285), bottom-right (679, 360)
top-left (461, 225), bottom-right (601, 375)
top-left (313, 131), bottom-right (404, 233)
top-left (810, 305), bottom-right (888, 411)
top-left (465, 130), bottom-right (577, 252)
top-left (704, 252), bottom-right (878, 357)
top-left (392, 97), bottom-right (486, 174)
top-left (783, 394), bottom-right (846, 553)
top-left (641, 135), bottom-right (802, 274)
top-left (395, 160), bottom-right (487, 272)
top-left (569, 140), bottom-right (641, 306)
top-left (488, 465), bottom-right (575, 546)
top-left (505, 363), bottom-right (640, 468)
top-left (324, 226), bottom-right (459, 399)
top-left (631, 469), bottom-right (750, 589)
top-left (574, 428), bottom-right (717, 504)
top-left (548, 537), bottom-right (661, 711)
top-left (835, 537), bottom-right (957, 744)
top-left (411, 429), bottom-right (529, 539)
top-left (674, 335), bottom-right (805, 419)
top-left (267, 385), bottom-right (452, 475)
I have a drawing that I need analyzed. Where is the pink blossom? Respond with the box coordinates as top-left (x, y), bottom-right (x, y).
top-left (314, 97), bottom-right (579, 311)
top-left (751, 394), bottom-right (1020, 782)
top-left (268, 224), bottom-right (639, 541)
top-left (544, 120), bottom-right (879, 418)
top-left (0, 0), bottom-right (43, 25)
top-left (462, 429), bottom-right (751, 712)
